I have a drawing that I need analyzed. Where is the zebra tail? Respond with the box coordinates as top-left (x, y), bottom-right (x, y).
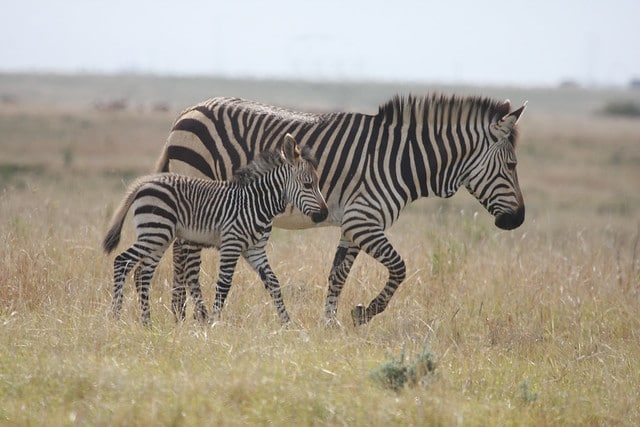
top-left (103, 175), bottom-right (152, 254)
top-left (154, 143), bottom-right (170, 173)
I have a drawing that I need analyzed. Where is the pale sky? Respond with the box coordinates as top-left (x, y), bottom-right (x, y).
top-left (2, 0), bottom-right (639, 86)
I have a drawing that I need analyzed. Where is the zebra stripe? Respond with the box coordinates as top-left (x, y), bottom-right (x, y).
top-left (104, 134), bottom-right (327, 325)
top-left (157, 94), bottom-right (526, 325)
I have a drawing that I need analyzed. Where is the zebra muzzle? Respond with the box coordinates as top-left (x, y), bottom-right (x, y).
top-left (495, 206), bottom-right (525, 230)
top-left (311, 207), bottom-right (329, 223)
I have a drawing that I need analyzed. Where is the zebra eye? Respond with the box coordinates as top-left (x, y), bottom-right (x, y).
top-left (506, 161), bottom-right (517, 171)
top-left (303, 182), bottom-right (313, 189)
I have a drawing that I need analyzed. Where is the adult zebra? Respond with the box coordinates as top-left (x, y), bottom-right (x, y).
top-left (156, 94), bottom-right (526, 325)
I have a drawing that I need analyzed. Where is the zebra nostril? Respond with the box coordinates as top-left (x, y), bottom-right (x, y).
top-left (311, 207), bottom-right (328, 223)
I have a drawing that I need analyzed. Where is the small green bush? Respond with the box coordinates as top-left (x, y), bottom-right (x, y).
top-left (519, 380), bottom-right (539, 404)
top-left (370, 347), bottom-right (436, 392)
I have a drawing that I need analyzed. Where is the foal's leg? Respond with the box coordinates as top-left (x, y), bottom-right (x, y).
top-left (210, 244), bottom-right (241, 323)
top-left (170, 239), bottom-right (188, 322)
top-left (112, 246), bottom-right (143, 319)
top-left (183, 245), bottom-right (208, 323)
top-left (125, 241), bottom-right (169, 326)
top-left (171, 240), bottom-right (207, 323)
top-left (133, 248), bottom-right (165, 326)
top-left (243, 235), bottom-right (291, 325)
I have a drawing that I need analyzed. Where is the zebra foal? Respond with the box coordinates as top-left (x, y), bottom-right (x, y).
top-left (103, 134), bottom-right (328, 325)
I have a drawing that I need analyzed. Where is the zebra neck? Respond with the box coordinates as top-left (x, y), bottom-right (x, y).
top-left (242, 168), bottom-right (288, 219)
top-left (405, 133), bottom-right (457, 200)
top-left (391, 118), bottom-right (484, 201)
top-left (375, 95), bottom-right (501, 201)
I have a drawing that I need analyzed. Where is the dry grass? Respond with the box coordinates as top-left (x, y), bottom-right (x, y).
top-left (1, 80), bottom-right (639, 425)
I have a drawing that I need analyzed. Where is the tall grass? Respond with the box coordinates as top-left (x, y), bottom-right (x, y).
top-left (1, 93), bottom-right (639, 425)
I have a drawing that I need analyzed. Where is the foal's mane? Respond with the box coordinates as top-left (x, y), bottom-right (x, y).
top-left (232, 146), bottom-right (317, 185)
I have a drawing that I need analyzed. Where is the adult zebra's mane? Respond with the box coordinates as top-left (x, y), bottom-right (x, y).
top-left (377, 94), bottom-right (514, 141)
top-left (232, 147), bottom-right (316, 186)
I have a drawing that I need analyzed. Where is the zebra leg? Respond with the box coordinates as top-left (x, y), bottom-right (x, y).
top-left (170, 240), bottom-right (188, 322)
top-left (343, 220), bottom-right (406, 326)
top-left (183, 245), bottom-right (208, 323)
top-left (112, 249), bottom-right (141, 320)
top-left (210, 247), bottom-right (240, 323)
top-left (324, 238), bottom-right (361, 325)
top-left (243, 241), bottom-right (291, 325)
top-left (133, 254), bottom-right (163, 327)
top-left (171, 240), bottom-right (208, 323)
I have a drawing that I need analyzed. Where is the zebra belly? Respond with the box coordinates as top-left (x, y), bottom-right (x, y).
top-left (176, 227), bottom-right (223, 249)
top-left (272, 206), bottom-right (342, 230)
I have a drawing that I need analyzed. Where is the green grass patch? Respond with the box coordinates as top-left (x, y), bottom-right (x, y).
top-left (370, 346), bottom-right (436, 392)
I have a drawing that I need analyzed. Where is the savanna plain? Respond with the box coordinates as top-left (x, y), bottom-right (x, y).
top-left (1, 74), bottom-right (639, 426)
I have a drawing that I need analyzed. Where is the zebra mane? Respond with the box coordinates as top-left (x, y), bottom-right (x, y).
top-left (232, 146), bottom-right (316, 185)
top-left (378, 93), bottom-right (512, 126)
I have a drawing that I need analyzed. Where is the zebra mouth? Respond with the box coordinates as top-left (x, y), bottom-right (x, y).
top-left (311, 207), bottom-right (329, 223)
top-left (494, 206), bottom-right (525, 230)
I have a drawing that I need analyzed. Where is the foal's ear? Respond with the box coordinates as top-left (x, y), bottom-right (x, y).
top-left (283, 133), bottom-right (301, 164)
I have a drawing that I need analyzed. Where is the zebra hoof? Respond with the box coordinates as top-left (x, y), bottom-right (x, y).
top-left (322, 317), bottom-right (343, 329)
top-left (193, 308), bottom-right (209, 324)
top-left (208, 319), bottom-right (224, 328)
top-left (208, 313), bottom-right (223, 327)
top-left (351, 304), bottom-right (367, 326)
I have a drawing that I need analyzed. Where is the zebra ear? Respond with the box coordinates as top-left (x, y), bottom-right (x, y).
top-left (283, 133), bottom-right (301, 164)
top-left (491, 101), bottom-right (527, 139)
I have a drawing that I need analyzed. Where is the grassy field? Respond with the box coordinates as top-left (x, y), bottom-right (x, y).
top-left (1, 74), bottom-right (639, 425)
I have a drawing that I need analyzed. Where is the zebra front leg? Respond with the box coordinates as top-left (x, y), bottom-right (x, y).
top-left (243, 244), bottom-right (291, 325)
top-left (210, 247), bottom-right (240, 324)
top-left (187, 278), bottom-right (208, 323)
top-left (170, 240), bottom-right (188, 322)
top-left (343, 221), bottom-right (406, 326)
top-left (324, 238), bottom-right (360, 326)
top-left (173, 241), bottom-right (208, 323)
top-left (112, 250), bottom-right (141, 320)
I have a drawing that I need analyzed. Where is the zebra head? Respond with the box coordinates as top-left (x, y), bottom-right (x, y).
top-left (464, 101), bottom-right (527, 230)
top-left (282, 133), bottom-right (329, 223)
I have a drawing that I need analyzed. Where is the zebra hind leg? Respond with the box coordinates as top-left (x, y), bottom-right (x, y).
top-left (134, 254), bottom-right (162, 327)
top-left (111, 250), bottom-right (142, 320)
top-left (243, 245), bottom-right (291, 325)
